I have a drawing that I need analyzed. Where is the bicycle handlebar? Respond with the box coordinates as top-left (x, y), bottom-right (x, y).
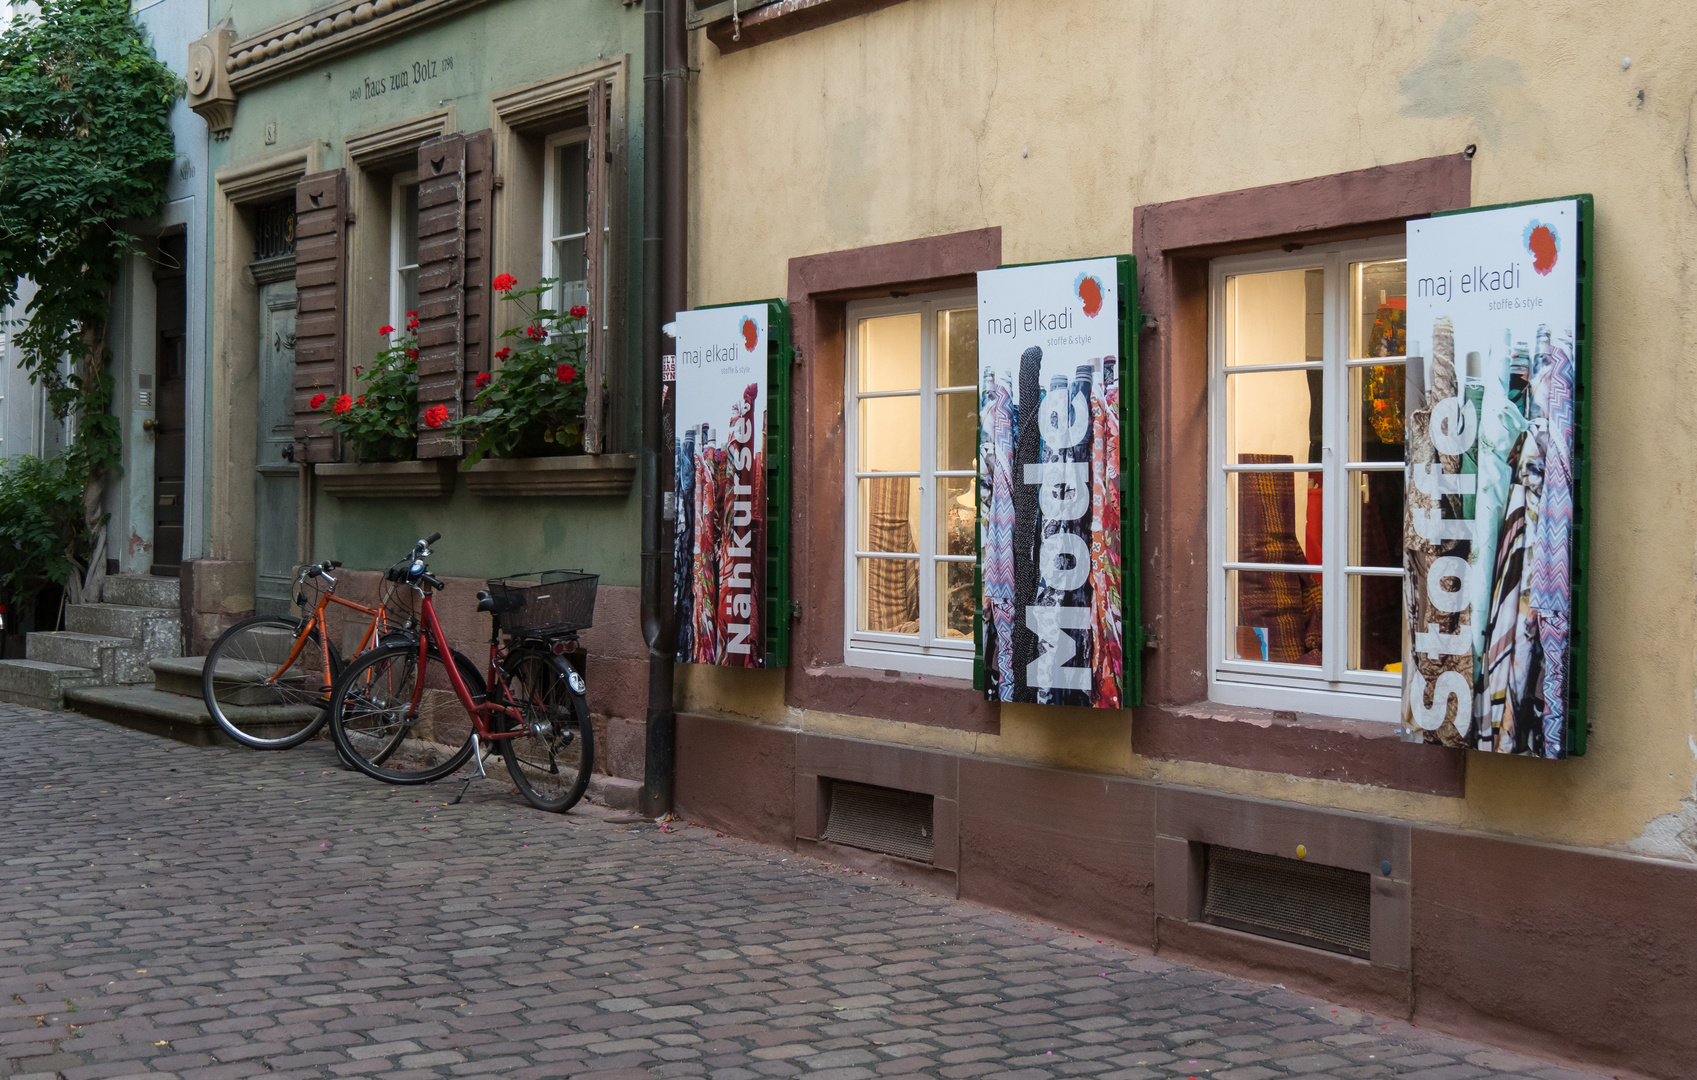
top-left (420, 532), bottom-right (441, 549)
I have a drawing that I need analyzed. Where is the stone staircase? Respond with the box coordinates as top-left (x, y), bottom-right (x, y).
top-left (0, 575), bottom-right (183, 711)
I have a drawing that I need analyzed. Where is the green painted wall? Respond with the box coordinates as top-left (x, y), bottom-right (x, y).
top-left (210, 0), bottom-right (648, 586)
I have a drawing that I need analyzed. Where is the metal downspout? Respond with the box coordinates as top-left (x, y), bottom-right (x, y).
top-left (640, 0), bottom-right (685, 817)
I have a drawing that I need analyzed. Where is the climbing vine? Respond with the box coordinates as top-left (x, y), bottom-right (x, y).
top-left (0, 0), bottom-right (180, 597)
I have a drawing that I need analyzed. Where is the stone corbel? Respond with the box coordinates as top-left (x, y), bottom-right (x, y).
top-left (186, 21), bottom-right (238, 139)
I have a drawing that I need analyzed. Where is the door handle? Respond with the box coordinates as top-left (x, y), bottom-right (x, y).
top-left (142, 418), bottom-right (161, 434)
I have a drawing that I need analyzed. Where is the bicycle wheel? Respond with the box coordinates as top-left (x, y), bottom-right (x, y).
top-left (497, 648), bottom-right (594, 812)
top-left (202, 615), bottom-right (343, 750)
top-left (329, 642), bottom-right (484, 784)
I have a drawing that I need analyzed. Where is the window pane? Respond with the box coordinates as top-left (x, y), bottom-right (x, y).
top-left (1350, 362), bottom-right (1406, 462)
top-left (553, 237), bottom-right (587, 312)
top-left (857, 396), bottom-right (920, 471)
top-left (1227, 568), bottom-right (1322, 665)
top-left (938, 477), bottom-right (975, 557)
top-left (399, 267), bottom-right (419, 324)
top-left (858, 313), bottom-right (921, 392)
top-left (1225, 369), bottom-right (1320, 465)
top-left (400, 183), bottom-right (419, 266)
top-left (1348, 573), bottom-right (1404, 672)
top-left (858, 557), bottom-right (918, 634)
top-left (937, 390), bottom-right (977, 472)
top-left (1225, 267), bottom-right (1322, 368)
top-left (937, 561), bottom-right (975, 640)
top-left (555, 141), bottom-right (587, 237)
top-left (1227, 470), bottom-right (1321, 566)
top-left (938, 307), bottom-right (978, 388)
top-left (857, 477), bottom-right (918, 554)
top-left (1348, 470), bottom-right (1403, 569)
top-left (1350, 259), bottom-right (1407, 359)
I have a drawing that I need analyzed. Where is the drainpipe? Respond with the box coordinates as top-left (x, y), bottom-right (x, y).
top-left (640, 0), bottom-right (685, 818)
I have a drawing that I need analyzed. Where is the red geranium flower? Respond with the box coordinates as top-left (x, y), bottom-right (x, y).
top-left (494, 347), bottom-right (512, 360)
top-left (379, 325), bottom-right (395, 336)
top-left (357, 396), bottom-right (365, 405)
top-left (557, 364), bottom-right (576, 383)
top-left (406, 310), bottom-right (418, 318)
top-left (493, 273), bottom-right (517, 292)
top-left (423, 404), bottom-right (450, 429)
top-left (526, 324), bottom-right (546, 341)
top-left (570, 304), bottom-right (588, 319)
top-left (310, 392), bottom-right (327, 410)
top-left (353, 365), bottom-right (363, 376)
top-left (331, 394), bottom-right (354, 415)
top-left (407, 318), bottom-right (420, 332)
top-left (406, 348), bottom-right (419, 360)
top-left (475, 372), bottom-right (491, 388)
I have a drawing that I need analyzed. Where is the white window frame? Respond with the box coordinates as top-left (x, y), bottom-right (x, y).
top-left (1207, 236), bottom-right (1407, 723)
top-left (388, 171), bottom-right (420, 334)
top-left (541, 128), bottom-right (598, 323)
top-left (844, 289), bottom-right (977, 680)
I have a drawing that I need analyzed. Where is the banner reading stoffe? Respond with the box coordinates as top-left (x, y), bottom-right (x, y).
top-left (1403, 198), bottom-right (1587, 757)
top-left (977, 258), bottom-right (1124, 707)
top-left (671, 303), bottom-right (769, 667)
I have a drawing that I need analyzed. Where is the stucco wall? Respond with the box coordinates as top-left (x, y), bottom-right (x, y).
top-left (681, 0), bottom-right (1697, 860)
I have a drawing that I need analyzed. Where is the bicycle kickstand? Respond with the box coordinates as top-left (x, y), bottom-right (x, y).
top-left (449, 731), bottom-right (491, 805)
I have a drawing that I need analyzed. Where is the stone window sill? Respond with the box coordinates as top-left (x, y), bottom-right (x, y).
top-left (1132, 700), bottom-right (1466, 797)
top-left (787, 664), bottom-right (998, 734)
top-left (315, 459), bottom-right (456, 498)
top-left (463, 454), bottom-right (637, 497)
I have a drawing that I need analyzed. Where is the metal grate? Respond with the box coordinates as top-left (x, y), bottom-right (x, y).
top-left (253, 197), bottom-right (296, 260)
top-left (1202, 846), bottom-right (1371, 958)
top-left (821, 780), bottom-right (934, 864)
top-left (486, 570), bottom-right (599, 638)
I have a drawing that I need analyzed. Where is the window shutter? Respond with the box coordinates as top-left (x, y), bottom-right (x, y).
top-left (293, 168), bottom-right (348, 464)
top-left (415, 132), bottom-right (467, 457)
top-left (584, 78), bottom-right (608, 454)
top-left (461, 128), bottom-right (495, 406)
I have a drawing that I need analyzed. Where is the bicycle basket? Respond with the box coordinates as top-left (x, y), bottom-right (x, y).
top-left (486, 569), bottom-right (598, 637)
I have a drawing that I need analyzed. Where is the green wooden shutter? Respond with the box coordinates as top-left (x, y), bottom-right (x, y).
top-left (765, 298), bottom-right (793, 668)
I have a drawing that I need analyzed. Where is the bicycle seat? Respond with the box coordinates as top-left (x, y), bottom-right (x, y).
top-left (477, 589), bottom-right (523, 615)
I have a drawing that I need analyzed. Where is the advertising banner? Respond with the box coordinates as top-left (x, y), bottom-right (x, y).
top-left (671, 303), bottom-right (770, 667)
top-left (976, 257), bottom-right (1128, 707)
top-left (1403, 198), bottom-right (1589, 756)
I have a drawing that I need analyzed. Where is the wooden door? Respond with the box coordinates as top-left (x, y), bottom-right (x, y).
top-left (151, 234), bottom-right (187, 574)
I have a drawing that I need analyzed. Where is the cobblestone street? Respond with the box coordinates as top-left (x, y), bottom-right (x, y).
top-left (0, 705), bottom-right (1610, 1080)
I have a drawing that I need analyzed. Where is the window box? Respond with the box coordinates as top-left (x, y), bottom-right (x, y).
top-left (315, 459), bottom-right (457, 499)
top-left (463, 453), bottom-right (636, 498)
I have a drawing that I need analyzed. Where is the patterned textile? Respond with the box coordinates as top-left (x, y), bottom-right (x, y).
top-left (1527, 331), bottom-right (1575, 757)
top-left (1482, 470), bottom-right (1527, 751)
top-left (1089, 356), bottom-right (1122, 708)
top-left (981, 373), bottom-right (1017, 699)
top-left (673, 429), bottom-right (696, 663)
top-left (691, 427), bottom-right (721, 664)
top-left (714, 385), bottom-right (763, 666)
top-left (864, 476), bottom-right (918, 633)
top-left (1233, 454), bottom-right (1317, 665)
top-left (1010, 347), bottom-right (1045, 683)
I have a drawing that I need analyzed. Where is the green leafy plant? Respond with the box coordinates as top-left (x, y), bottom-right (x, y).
top-left (313, 315), bottom-right (420, 462)
top-left (449, 274), bottom-right (589, 468)
top-left (0, 454), bottom-right (86, 623)
top-left (0, 0), bottom-right (181, 598)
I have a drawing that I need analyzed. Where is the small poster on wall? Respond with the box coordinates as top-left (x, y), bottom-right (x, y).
top-left (1403, 198), bottom-right (1589, 756)
top-left (976, 257), bottom-right (1128, 707)
top-left (671, 303), bottom-right (770, 667)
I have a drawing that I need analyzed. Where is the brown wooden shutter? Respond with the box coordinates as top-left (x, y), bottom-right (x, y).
top-left (293, 169), bottom-right (348, 463)
top-left (584, 78), bottom-right (607, 455)
top-left (462, 128), bottom-right (495, 405)
top-left (415, 133), bottom-right (467, 457)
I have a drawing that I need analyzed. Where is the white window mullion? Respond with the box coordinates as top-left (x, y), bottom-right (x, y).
top-left (1322, 250), bottom-right (1347, 685)
top-left (917, 300), bottom-right (938, 645)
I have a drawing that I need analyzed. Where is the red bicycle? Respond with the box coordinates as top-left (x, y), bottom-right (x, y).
top-left (326, 534), bottom-right (597, 812)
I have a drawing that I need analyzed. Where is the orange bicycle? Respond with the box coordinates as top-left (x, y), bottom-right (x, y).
top-left (200, 558), bottom-right (410, 749)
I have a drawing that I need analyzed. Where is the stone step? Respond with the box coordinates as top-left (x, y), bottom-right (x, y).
top-left (25, 632), bottom-right (138, 684)
top-left (65, 604), bottom-right (181, 663)
top-left (103, 574), bottom-right (180, 610)
top-left (0, 659), bottom-right (100, 711)
top-left (64, 685), bottom-right (320, 748)
top-left (150, 656), bottom-right (207, 699)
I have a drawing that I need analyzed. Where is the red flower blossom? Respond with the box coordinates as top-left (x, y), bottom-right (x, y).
top-left (423, 404), bottom-right (450, 429)
top-left (406, 310), bottom-right (418, 318)
top-left (379, 325), bottom-right (395, 336)
top-left (407, 318), bottom-right (420, 332)
top-left (310, 392), bottom-right (327, 410)
top-left (526, 324), bottom-right (546, 341)
top-left (353, 365), bottom-right (363, 376)
top-left (493, 273), bottom-right (518, 292)
top-left (406, 348), bottom-right (419, 360)
top-left (570, 304), bottom-right (588, 319)
top-left (475, 372), bottom-right (491, 388)
top-left (357, 396), bottom-right (365, 405)
top-left (557, 364), bottom-right (576, 383)
top-left (494, 347), bottom-right (512, 360)
top-left (331, 394), bottom-right (354, 415)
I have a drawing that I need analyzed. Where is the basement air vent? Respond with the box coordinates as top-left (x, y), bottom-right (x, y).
top-left (1202, 846), bottom-right (1371, 958)
top-left (821, 780), bottom-right (934, 864)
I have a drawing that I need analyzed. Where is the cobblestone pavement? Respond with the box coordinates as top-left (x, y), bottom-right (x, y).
top-left (1, 705), bottom-right (1610, 1080)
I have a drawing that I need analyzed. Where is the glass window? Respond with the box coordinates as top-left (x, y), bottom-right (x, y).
top-left (1210, 240), bottom-right (1406, 721)
top-left (545, 137), bottom-right (589, 316)
top-left (846, 292), bottom-right (978, 678)
top-left (389, 176), bottom-right (419, 332)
